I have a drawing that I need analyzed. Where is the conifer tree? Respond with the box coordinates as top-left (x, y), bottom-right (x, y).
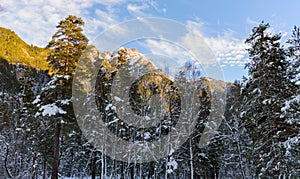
top-left (287, 26), bottom-right (300, 84)
top-left (241, 22), bottom-right (297, 177)
top-left (279, 26), bottom-right (300, 176)
top-left (47, 15), bottom-right (88, 75)
top-left (36, 15), bottom-right (88, 179)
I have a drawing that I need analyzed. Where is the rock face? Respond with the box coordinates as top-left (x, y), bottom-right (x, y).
top-left (76, 46), bottom-right (240, 140)
top-left (78, 45), bottom-right (239, 113)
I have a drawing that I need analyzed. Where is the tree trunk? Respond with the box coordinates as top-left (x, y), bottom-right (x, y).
top-left (101, 148), bottom-right (105, 179)
top-left (43, 155), bottom-right (46, 179)
top-left (91, 151), bottom-right (97, 179)
top-left (32, 153), bottom-right (37, 179)
top-left (51, 122), bottom-right (61, 179)
top-left (4, 145), bottom-right (13, 178)
top-left (189, 138), bottom-right (194, 179)
top-left (120, 162), bottom-right (124, 179)
top-left (148, 162), bottom-right (154, 179)
top-left (129, 163), bottom-right (135, 179)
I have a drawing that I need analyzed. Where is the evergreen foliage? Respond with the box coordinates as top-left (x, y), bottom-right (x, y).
top-left (46, 15), bottom-right (88, 75)
top-left (240, 22), bottom-right (299, 177)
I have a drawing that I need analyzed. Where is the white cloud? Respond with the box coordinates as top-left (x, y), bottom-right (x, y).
top-left (141, 19), bottom-right (248, 68)
top-left (246, 17), bottom-right (260, 27)
top-left (186, 20), bottom-right (248, 66)
top-left (138, 39), bottom-right (197, 78)
top-left (204, 33), bottom-right (248, 66)
top-left (127, 18), bottom-right (248, 82)
top-left (144, 39), bottom-right (192, 64)
top-left (180, 24), bottom-right (216, 65)
top-left (0, 0), bottom-right (151, 46)
top-left (0, 1), bottom-right (247, 68)
top-left (127, 3), bottom-right (149, 17)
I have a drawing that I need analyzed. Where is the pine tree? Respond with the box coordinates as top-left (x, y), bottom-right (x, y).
top-left (36, 15), bottom-right (88, 179)
top-left (241, 22), bottom-right (298, 177)
top-left (47, 15), bottom-right (88, 75)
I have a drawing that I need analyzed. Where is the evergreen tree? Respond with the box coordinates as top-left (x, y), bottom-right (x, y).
top-left (285, 26), bottom-right (300, 124)
top-left (36, 15), bottom-right (88, 179)
top-left (279, 26), bottom-right (300, 176)
top-left (47, 15), bottom-right (88, 75)
top-left (287, 26), bottom-right (300, 85)
top-left (241, 22), bottom-right (298, 177)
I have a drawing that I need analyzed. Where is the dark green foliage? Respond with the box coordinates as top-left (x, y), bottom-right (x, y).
top-left (241, 22), bottom-right (299, 177)
top-left (0, 58), bottom-right (20, 93)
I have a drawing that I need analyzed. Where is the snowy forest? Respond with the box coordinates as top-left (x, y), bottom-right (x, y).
top-left (0, 15), bottom-right (299, 179)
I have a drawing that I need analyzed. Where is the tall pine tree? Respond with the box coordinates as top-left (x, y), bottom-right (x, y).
top-left (47, 15), bottom-right (88, 75)
top-left (37, 15), bottom-right (88, 179)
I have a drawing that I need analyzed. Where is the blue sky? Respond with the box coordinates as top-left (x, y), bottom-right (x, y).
top-left (0, 0), bottom-right (299, 82)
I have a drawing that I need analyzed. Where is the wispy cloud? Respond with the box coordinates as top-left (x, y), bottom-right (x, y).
top-left (140, 19), bottom-right (248, 68)
top-left (127, 3), bottom-right (149, 17)
top-left (186, 20), bottom-right (248, 66)
top-left (0, 0), bottom-right (154, 46)
top-left (0, 1), bottom-right (248, 67)
top-left (246, 17), bottom-right (260, 27)
top-left (204, 33), bottom-right (248, 67)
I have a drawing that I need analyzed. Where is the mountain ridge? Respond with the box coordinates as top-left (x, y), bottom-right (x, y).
top-left (0, 27), bottom-right (49, 70)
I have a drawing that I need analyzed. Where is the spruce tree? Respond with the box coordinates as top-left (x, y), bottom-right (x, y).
top-left (279, 26), bottom-right (300, 176)
top-left (241, 22), bottom-right (298, 177)
top-left (287, 26), bottom-right (300, 85)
